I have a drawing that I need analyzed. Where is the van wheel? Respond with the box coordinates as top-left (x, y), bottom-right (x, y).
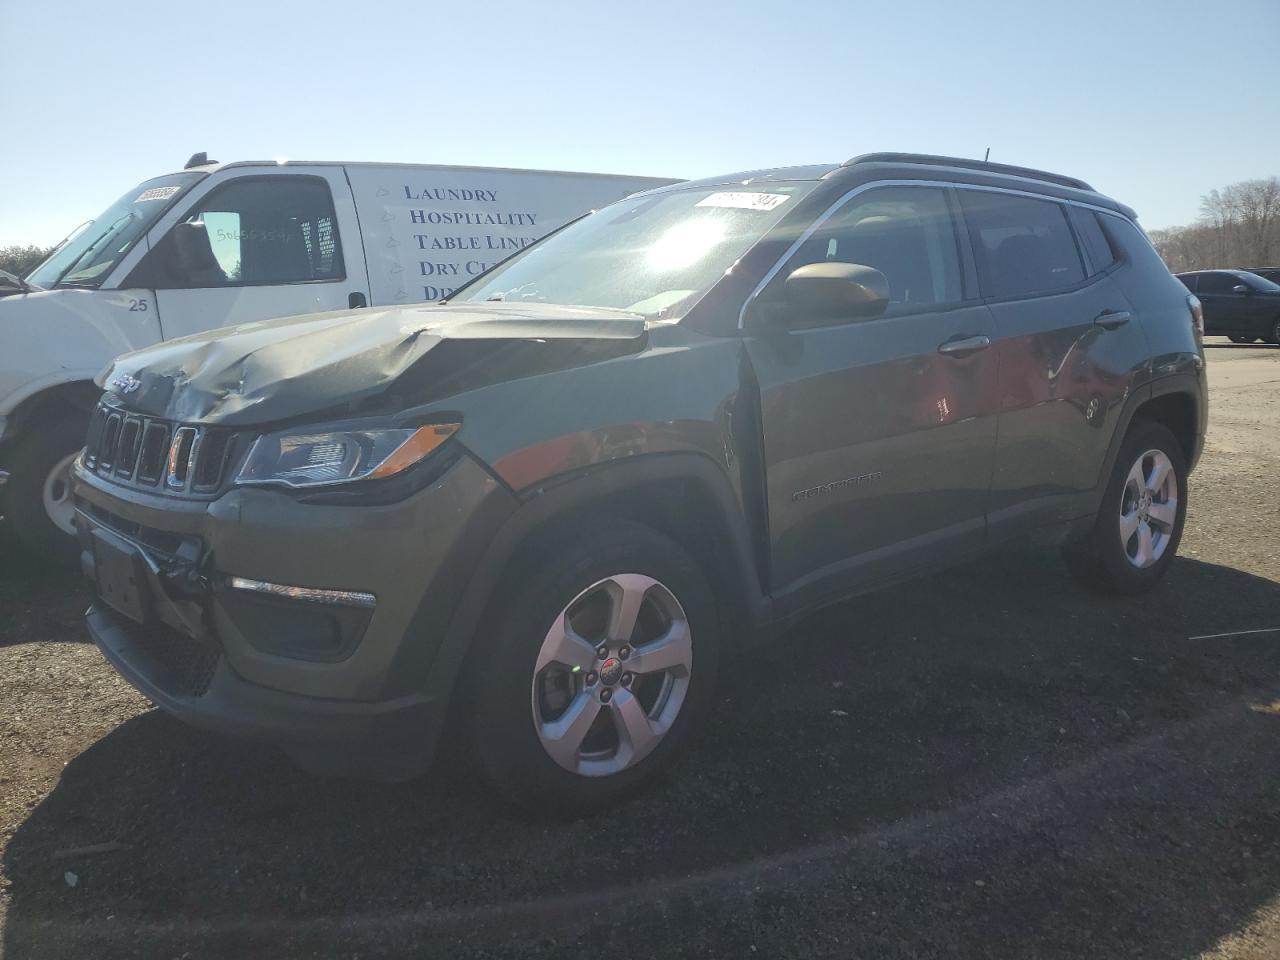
top-left (1063, 421), bottom-right (1187, 594)
top-left (3, 414), bottom-right (85, 566)
top-left (470, 521), bottom-right (719, 814)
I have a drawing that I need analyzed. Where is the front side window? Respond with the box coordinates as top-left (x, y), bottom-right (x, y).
top-left (961, 191), bottom-right (1085, 299)
top-left (26, 173), bottom-right (204, 290)
top-left (452, 182), bottom-right (819, 320)
top-left (1197, 272), bottom-right (1241, 295)
top-left (142, 176), bottom-right (343, 289)
top-left (772, 185), bottom-right (964, 314)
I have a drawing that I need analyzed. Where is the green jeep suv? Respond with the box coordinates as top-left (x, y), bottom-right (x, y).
top-left (73, 153), bottom-right (1207, 811)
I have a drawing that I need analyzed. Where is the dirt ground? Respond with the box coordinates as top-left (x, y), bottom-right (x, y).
top-left (1, 341), bottom-right (1278, 959)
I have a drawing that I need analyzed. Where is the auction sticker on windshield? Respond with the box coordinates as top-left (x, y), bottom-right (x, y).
top-left (696, 192), bottom-right (791, 211)
top-left (134, 186), bottom-right (183, 203)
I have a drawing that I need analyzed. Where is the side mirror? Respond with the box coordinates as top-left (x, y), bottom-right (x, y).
top-left (785, 262), bottom-right (889, 323)
top-left (1231, 283), bottom-right (1251, 295)
top-left (169, 220), bottom-right (211, 277)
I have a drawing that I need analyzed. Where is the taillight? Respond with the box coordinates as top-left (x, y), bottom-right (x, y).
top-left (1187, 294), bottom-right (1204, 343)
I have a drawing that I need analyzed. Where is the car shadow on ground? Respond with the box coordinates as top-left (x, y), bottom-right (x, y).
top-left (0, 542), bottom-right (89, 648)
top-left (5, 549), bottom-right (1280, 958)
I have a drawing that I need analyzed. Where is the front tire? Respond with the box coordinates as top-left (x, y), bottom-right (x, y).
top-left (2, 414), bottom-right (85, 566)
top-left (469, 520), bottom-right (719, 814)
top-left (1063, 421), bottom-right (1188, 594)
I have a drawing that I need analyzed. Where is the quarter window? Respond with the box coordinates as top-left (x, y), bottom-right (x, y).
top-left (1067, 206), bottom-right (1116, 274)
top-left (778, 186), bottom-right (964, 314)
top-left (960, 191), bottom-right (1085, 299)
top-left (144, 176), bottom-right (343, 289)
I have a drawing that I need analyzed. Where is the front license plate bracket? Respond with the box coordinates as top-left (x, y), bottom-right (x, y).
top-left (93, 531), bottom-right (150, 624)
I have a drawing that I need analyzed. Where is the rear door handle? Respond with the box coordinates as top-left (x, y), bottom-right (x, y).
top-left (1094, 309), bottom-right (1131, 330)
top-left (938, 334), bottom-right (991, 358)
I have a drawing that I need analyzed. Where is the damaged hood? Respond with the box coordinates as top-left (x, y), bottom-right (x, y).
top-left (98, 302), bottom-right (648, 425)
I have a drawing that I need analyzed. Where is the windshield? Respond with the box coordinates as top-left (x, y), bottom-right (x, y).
top-left (452, 182), bottom-right (819, 320)
top-left (26, 172), bottom-right (205, 290)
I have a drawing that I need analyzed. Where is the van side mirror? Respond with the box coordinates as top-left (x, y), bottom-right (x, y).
top-left (169, 221), bottom-right (211, 277)
top-left (785, 262), bottom-right (889, 323)
top-left (1231, 283), bottom-right (1251, 295)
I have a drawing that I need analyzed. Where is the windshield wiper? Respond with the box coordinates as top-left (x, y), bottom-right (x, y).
top-left (0, 269), bottom-right (33, 294)
top-left (54, 213), bottom-right (132, 288)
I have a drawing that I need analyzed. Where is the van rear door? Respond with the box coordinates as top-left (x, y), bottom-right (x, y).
top-left (124, 166), bottom-right (369, 340)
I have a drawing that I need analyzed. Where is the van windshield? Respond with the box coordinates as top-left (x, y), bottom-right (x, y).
top-left (27, 172), bottom-right (205, 290)
top-left (451, 182), bottom-right (818, 320)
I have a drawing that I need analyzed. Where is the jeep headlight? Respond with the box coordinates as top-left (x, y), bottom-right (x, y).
top-left (236, 422), bottom-right (460, 488)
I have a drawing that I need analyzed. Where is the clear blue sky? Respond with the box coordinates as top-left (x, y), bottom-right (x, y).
top-left (2, 0), bottom-right (1277, 247)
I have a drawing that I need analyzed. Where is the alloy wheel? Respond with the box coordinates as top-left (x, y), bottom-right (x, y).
top-left (1119, 449), bottom-right (1178, 569)
top-left (531, 574), bottom-right (692, 777)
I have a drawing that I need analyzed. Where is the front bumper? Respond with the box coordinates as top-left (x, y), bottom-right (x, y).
top-left (87, 603), bottom-right (440, 778)
top-left (73, 451), bottom-right (517, 776)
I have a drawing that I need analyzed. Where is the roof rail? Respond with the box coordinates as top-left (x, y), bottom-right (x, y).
top-left (842, 152), bottom-right (1094, 192)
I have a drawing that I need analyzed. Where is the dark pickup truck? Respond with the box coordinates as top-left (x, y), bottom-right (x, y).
top-left (72, 153), bottom-right (1207, 811)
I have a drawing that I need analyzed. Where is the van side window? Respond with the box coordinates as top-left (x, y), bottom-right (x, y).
top-left (145, 176), bottom-right (344, 289)
top-left (1067, 206), bottom-right (1115, 274)
top-left (960, 191), bottom-right (1084, 299)
top-left (1178, 273), bottom-right (1198, 292)
top-left (779, 186), bottom-right (964, 315)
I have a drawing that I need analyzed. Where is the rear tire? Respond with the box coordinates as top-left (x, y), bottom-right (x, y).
top-left (1063, 421), bottom-right (1187, 595)
top-left (2, 414), bottom-right (85, 566)
top-left (1228, 335), bottom-right (1257, 344)
top-left (1272, 318), bottom-right (1280, 345)
top-left (469, 520), bottom-right (719, 815)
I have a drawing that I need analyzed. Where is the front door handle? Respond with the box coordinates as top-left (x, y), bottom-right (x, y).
top-left (1094, 309), bottom-right (1131, 330)
top-left (349, 291), bottom-right (368, 309)
top-left (938, 334), bottom-right (991, 358)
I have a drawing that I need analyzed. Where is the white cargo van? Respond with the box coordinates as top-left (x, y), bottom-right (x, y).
top-left (0, 155), bottom-right (677, 559)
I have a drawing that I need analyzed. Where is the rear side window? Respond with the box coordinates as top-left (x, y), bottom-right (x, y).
top-left (143, 176), bottom-right (344, 289)
top-left (1177, 273), bottom-right (1198, 292)
top-left (1067, 206), bottom-right (1116, 274)
top-left (959, 191), bottom-right (1085, 299)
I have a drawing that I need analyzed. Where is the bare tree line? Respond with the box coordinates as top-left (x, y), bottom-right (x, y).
top-left (1148, 177), bottom-right (1280, 273)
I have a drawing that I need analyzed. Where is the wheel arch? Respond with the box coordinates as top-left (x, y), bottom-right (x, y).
top-left (1, 379), bottom-right (101, 455)
top-left (1082, 372), bottom-right (1204, 520)
top-left (412, 452), bottom-right (773, 748)
top-left (1132, 390), bottom-right (1198, 467)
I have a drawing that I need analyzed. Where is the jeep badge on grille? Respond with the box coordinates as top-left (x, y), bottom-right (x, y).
top-left (110, 372), bottom-right (142, 395)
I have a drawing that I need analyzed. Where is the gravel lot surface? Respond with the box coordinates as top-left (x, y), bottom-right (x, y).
top-left (2, 341), bottom-right (1278, 959)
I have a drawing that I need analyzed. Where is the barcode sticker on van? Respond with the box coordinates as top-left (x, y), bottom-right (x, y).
top-left (134, 186), bottom-right (182, 203)
top-left (696, 192), bottom-right (790, 212)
